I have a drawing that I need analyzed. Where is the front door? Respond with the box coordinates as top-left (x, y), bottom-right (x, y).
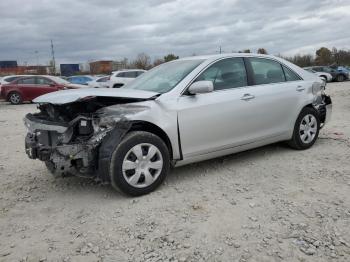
top-left (177, 57), bottom-right (258, 158)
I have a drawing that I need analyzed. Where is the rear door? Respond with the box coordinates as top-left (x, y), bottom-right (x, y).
top-left (123, 71), bottom-right (138, 84)
top-left (16, 77), bottom-right (37, 101)
top-left (32, 77), bottom-right (60, 99)
top-left (244, 57), bottom-right (305, 139)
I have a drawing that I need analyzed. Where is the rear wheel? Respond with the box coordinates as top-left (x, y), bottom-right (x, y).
top-left (288, 107), bottom-right (320, 150)
top-left (8, 92), bottom-right (22, 105)
top-left (336, 74), bottom-right (345, 82)
top-left (109, 131), bottom-right (170, 196)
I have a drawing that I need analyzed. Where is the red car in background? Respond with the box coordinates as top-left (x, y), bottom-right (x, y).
top-left (0, 75), bottom-right (84, 104)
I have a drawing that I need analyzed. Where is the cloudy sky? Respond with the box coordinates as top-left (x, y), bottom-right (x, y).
top-left (0, 0), bottom-right (349, 65)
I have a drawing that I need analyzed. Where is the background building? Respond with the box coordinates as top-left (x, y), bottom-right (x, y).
top-left (89, 60), bottom-right (112, 74)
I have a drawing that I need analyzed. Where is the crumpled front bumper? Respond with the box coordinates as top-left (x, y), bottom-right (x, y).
top-left (23, 112), bottom-right (131, 181)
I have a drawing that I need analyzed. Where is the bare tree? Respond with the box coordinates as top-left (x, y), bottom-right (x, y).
top-left (131, 53), bottom-right (151, 70)
top-left (153, 58), bottom-right (164, 67)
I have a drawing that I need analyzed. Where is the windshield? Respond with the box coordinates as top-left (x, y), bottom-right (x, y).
top-left (124, 59), bottom-right (204, 93)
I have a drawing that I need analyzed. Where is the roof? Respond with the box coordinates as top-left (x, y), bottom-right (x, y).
top-left (179, 53), bottom-right (275, 61)
top-left (111, 69), bottom-right (146, 73)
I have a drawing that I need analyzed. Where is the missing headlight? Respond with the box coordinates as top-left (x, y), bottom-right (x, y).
top-left (78, 119), bottom-right (93, 135)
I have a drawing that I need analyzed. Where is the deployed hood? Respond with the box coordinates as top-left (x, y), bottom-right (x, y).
top-left (33, 88), bottom-right (159, 105)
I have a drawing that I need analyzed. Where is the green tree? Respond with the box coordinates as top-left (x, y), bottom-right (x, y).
top-left (315, 47), bottom-right (332, 65)
top-left (164, 54), bottom-right (179, 62)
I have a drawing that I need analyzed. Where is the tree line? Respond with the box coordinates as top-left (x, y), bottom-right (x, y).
top-left (125, 47), bottom-right (350, 70)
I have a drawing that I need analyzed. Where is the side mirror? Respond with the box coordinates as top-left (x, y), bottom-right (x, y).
top-left (188, 81), bottom-right (214, 95)
top-left (49, 83), bottom-right (56, 87)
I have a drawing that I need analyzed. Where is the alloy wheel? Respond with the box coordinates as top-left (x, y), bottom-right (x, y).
top-left (10, 93), bottom-right (21, 104)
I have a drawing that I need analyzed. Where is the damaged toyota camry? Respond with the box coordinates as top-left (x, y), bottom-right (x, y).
top-left (24, 54), bottom-right (332, 196)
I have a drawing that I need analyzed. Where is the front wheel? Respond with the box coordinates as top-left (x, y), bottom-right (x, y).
top-left (288, 107), bottom-right (320, 150)
top-left (109, 131), bottom-right (170, 196)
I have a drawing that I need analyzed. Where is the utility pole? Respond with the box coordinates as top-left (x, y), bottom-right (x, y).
top-left (219, 46), bottom-right (222, 54)
top-left (34, 50), bottom-right (39, 74)
top-left (50, 39), bottom-right (56, 75)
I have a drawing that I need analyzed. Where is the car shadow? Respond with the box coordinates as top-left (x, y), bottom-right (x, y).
top-left (47, 142), bottom-right (292, 199)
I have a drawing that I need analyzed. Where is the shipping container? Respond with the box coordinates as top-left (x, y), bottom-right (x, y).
top-left (0, 61), bottom-right (17, 69)
top-left (60, 64), bottom-right (80, 76)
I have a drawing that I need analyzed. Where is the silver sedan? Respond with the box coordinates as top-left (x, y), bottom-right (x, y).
top-left (25, 53), bottom-right (332, 196)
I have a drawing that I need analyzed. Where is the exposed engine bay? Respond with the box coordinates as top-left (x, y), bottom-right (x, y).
top-left (24, 96), bottom-right (153, 181)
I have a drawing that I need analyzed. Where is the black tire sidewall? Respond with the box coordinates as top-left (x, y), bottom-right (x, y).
top-left (110, 131), bottom-right (170, 196)
top-left (291, 107), bottom-right (320, 150)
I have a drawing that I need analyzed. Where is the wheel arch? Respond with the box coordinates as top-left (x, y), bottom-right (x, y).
top-left (128, 120), bottom-right (174, 160)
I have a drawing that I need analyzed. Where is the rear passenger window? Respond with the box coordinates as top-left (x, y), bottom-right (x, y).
top-left (117, 72), bottom-right (126, 77)
top-left (283, 66), bottom-right (301, 81)
top-left (249, 58), bottom-right (285, 85)
top-left (195, 58), bottom-right (247, 90)
top-left (18, 78), bottom-right (35, 84)
top-left (124, 71), bottom-right (137, 78)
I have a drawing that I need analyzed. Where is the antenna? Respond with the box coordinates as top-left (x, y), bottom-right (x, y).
top-left (50, 39), bottom-right (56, 75)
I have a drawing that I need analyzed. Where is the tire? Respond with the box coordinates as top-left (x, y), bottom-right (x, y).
top-left (288, 107), bottom-right (320, 150)
top-left (110, 131), bottom-right (170, 196)
top-left (113, 83), bottom-right (124, 88)
top-left (8, 92), bottom-right (22, 105)
top-left (336, 74), bottom-right (345, 82)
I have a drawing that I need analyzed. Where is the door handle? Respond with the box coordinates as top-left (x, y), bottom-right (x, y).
top-left (241, 93), bottom-right (255, 101)
top-left (296, 86), bottom-right (305, 91)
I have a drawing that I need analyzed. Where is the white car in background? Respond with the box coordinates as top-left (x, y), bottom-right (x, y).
top-left (303, 68), bottom-right (332, 82)
top-left (87, 76), bottom-right (109, 88)
top-left (107, 69), bottom-right (146, 88)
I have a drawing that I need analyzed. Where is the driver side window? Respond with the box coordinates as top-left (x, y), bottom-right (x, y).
top-left (195, 58), bottom-right (247, 90)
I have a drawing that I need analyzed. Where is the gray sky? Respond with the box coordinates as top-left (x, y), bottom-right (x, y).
top-left (0, 0), bottom-right (349, 65)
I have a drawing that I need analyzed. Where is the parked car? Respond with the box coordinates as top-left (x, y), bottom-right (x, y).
top-left (303, 67), bottom-right (332, 82)
top-left (66, 75), bottom-right (95, 85)
top-left (107, 69), bottom-right (146, 88)
top-left (24, 54), bottom-right (331, 196)
top-left (310, 66), bottom-right (349, 82)
top-left (1, 75), bottom-right (86, 104)
top-left (87, 76), bottom-right (109, 88)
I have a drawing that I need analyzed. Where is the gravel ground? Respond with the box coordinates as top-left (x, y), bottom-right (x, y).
top-left (0, 82), bottom-right (349, 262)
